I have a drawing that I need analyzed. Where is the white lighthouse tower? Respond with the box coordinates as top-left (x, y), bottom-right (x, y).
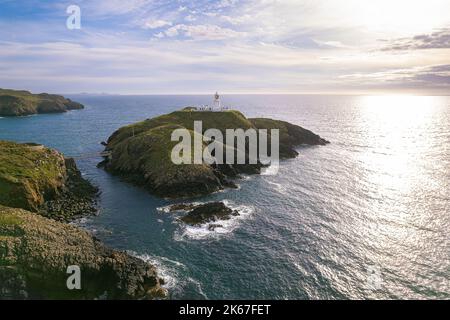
top-left (213, 91), bottom-right (222, 111)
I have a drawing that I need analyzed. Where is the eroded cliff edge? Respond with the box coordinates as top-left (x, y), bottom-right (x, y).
top-left (0, 141), bottom-right (166, 299)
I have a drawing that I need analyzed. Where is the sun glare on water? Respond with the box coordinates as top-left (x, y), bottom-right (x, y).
top-left (357, 95), bottom-right (440, 191)
top-left (353, 95), bottom-right (445, 250)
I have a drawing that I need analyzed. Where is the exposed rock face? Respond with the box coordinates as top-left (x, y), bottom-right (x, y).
top-left (0, 205), bottom-right (166, 299)
top-left (0, 141), bottom-right (97, 221)
top-left (0, 140), bottom-right (166, 300)
top-left (178, 202), bottom-right (239, 225)
top-left (100, 109), bottom-right (329, 198)
top-left (0, 89), bottom-right (84, 116)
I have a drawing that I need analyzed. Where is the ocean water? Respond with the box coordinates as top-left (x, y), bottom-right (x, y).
top-left (0, 94), bottom-right (449, 299)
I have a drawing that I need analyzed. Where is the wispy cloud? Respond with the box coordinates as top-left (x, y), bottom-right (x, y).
top-left (142, 19), bottom-right (172, 29)
top-left (381, 28), bottom-right (450, 51)
top-left (340, 64), bottom-right (450, 91)
top-left (161, 23), bottom-right (246, 40)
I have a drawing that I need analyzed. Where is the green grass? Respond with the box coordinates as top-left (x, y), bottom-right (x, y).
top-left (108, 109), bottom-right (255, 169)
top-left (108, 109), bottom-right (255, 149)
top-left (0, 88), bottom-right (83, 116)
top-left (0, 141), bottom-right (65, 210)
top-left (0, 88), bottom-right (39, 102)
top-left (0, 141), bottom-right (62, 182)
top-left (0, 213), bottom-right (23, 226)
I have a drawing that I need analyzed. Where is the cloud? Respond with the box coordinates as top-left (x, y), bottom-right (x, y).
top-left (414, 65), bottom-right (450, 85)
top-left (162, 24), bottom-right (245, 40)
top-left (214, 0), bottom-right (239, 9)
top-left (184, 15), bottom-right (196, 22)
top-left (142, 19), bottom-right (172, 29)
top-left (220, 14), bottom-right (252, 25)
top-left (381, 28), bottom-right (450, 51)
top-left (79, 0), bottom-right (153, 16)
top-left (164, 25), bottom-right (179, 37)
top-left (340, 64), bottom-right (450, 88)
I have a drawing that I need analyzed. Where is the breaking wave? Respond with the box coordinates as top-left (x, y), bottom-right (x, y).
top-left (131, 252), bottom-right (207, 299)
top-left (173, 200), bottom-right (254, 241)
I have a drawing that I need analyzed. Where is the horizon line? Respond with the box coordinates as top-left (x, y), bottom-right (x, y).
top-left (62, 92), bottom-right (450, 97)
top-left (3, 87), bottom-right (449, 97)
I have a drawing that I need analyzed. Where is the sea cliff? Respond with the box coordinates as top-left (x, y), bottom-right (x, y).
top-left (0, 140), bottom-right (166, 299)
top-left (0, 88), bottom-right (84, 117)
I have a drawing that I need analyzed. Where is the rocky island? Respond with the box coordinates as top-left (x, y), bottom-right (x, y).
top-left (0, 88), bottom-right (84, 117)
top-left (165, 201), bottom-right (240, 230)
top-left (99, 108), bottom-right (329, 198)
top-left (0, 141), bottom-right (166, 299)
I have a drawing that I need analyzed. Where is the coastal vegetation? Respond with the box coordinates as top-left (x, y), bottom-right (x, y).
top-left (0, 141), bottom-right (97, 221)
top-left (0, 140), bottom-right (166, 299)
top-left (100, 108), bottom-right (329, 198)
top-left (0, 88), bottom-right (84, 116)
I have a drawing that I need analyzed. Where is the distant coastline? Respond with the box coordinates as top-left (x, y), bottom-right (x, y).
top-left (0, 88), bottom-right (84, 117)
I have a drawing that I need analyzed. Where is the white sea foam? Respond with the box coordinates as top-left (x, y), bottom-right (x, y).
top-left (156, 205), bottom-right (171, 213)
top-left (174, 200), bottom-right (254, 241)
top-left (264, 179), bottom-right (288, 195)
top-left (130, 252), bottom-right (184, 290)
top-left (261, 164), bottom-right (280, 176)
top-left (157, 201), bottom-right (205, 213)
top-left (131, 252), bottom-right (207, 298)
top-left (72, 216), bottom-right (91, 225)
top-left (240, 174), bottom-right (254, 180)
top-left (70, 215), bottom-right (112, 235)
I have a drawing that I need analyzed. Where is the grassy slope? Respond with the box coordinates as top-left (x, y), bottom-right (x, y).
top-left (0, 141), bottom-right (66, 211)
top-left (107, 110), bottom-right (253, 148)
top-left (109, 123), bottom-right (222, 196)
top-left (249, 117), bottom-right (329, 158)
top-left (103, 109), bottom-right (328, 197)
top-left (104, 110), bottom-right (256, 197)
top-left (0, 88), bottom-right (83, 116)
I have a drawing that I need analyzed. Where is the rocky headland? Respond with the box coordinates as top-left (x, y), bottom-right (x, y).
top-left (0, 88), bottom-right (84, 117)
top-left (0, 140), bottom-right (166, 299)
top-left (99, 108), bottom-right (329, 198)
top-left (0, 141), bottom-right (97, 221)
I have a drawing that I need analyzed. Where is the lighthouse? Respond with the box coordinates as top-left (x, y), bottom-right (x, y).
top-left (213, 91), bottom-right (222, 111)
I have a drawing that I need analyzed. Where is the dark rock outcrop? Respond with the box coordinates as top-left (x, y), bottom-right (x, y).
top-left (168, 201), bottom-right (239, 225)
top-left (0, 205), bottom-right (166, 299)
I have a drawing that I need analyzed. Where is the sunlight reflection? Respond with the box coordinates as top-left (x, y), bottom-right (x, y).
top-left (352, 95), bottom-right (446, 266)
top-left (356, 95), bottom-right (441, 196)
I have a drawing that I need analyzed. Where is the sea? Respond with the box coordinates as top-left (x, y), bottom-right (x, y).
top-left (1, 94), bottom-right (449, 299)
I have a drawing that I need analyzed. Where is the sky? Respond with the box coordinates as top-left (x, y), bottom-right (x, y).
top-left (0, 0), bottom-right (450, 95)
